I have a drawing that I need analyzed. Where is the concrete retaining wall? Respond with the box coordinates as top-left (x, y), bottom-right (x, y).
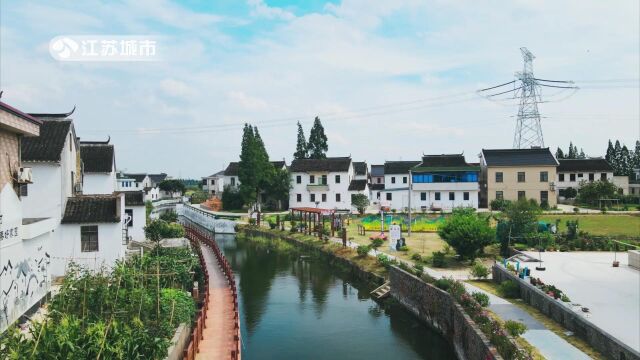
top-left (492, 264), bottom-right (640, 360)
top-left (390, 266), bottom-right (502, 360)
top-left (164, 323), bottom-right (191, 360)
top-left (629, 250), bottom-right (640, 270)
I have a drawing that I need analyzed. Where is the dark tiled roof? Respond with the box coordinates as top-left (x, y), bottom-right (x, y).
top-left (205, 170), bottom-right (225, 178)
top-left (21, 120), bottom-right (72, 162)
top-left (384, 161), bottom-right (420, 174)
top-left (482, 148), bottom-right (558, 167)
top-left (370, 183), bottom-right (385, 190)
top-left (413, 154), bottom-right (479, 172)
top-left (370, 165), bottom-right (385, 177)
top-left (348, 179), bottom-right (367, 191)
top-left (225, 162), bottom-right (239, 176)
top-left (124, 173), bottom-right (148, 182)
top-left (148, 173), bottom-right (167, 184)
top-left (123, 191), bottom-right (145, 206)
top-left (80, 144), bottom-right (114, 173)
top-left (353, 162), bottom-right (367, 175)
top-left (558, 158), bottom-right (613, 172)
top-left (61, 196), bottom-right (120, 223)
top-left (271, 161), bottom-right (286, 169)
top-left (290, 157), bottom-right (351, 172)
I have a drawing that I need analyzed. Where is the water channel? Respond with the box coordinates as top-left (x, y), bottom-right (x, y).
top-left (214, 232), bottom-right (457, 360)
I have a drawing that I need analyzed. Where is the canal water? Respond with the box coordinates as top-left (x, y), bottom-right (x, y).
top-left (216, 233), bottom-right (456, 360)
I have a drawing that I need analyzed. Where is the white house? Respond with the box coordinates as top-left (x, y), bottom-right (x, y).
top-left (121, 191), bottom-right (146, 242)
top-left (556, 158), bottom-right (614, 197)
top-left (116, 173), bottom-right (146, 192)
top-left (289, 156), bottom-right (360, 211)
top-left (58, 194), bottom-right (126, 274)
top-left (409, 154), bottom-right (480, 210)
top-left (380, 161), bottom-right (420, 210)
top-left (80, 140), bottom-right (116, 195)
top-left (203, 160), bottom-right (287, 196)
top-left (0, 101), bottom-right (55, 333)
top-left (202, 170), bottom-right (225, 196)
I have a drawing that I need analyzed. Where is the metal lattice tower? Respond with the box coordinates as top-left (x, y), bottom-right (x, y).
top-left (478, 48), bottom-right (578, 149)
top-left (513, 48), bottom-right (544, 148)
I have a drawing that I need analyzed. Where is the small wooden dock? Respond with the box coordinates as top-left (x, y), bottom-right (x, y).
top-left (370, 281), bottom-right (391, 300)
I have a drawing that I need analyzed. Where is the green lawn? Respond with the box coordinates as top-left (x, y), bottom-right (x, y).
top-left (538, 214), bottom-right (640, 237)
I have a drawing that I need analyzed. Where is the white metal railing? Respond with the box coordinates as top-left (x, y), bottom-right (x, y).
top-left (176, 203), bottom-right (236, 234)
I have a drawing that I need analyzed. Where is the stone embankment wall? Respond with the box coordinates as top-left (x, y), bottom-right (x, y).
top-left (390, 266), bottom-right (502, 360)
top-left (241, 228), bottom-right (385, 286)
top-left (492, 264), bottom-right (640, 360)
top-left (629, 250), bottom-right (640, 270)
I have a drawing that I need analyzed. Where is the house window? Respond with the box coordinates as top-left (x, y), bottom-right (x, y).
top-left (495, 172), bottom-right (503, 183)
top-left (321, 175), bottom-right (327, 185)
top-left (449, 192), bottom-right (455, 201)
top-left (296, 175), bottom-right (302, 184)
top-left (403, 177), bottom-right (407, 184)
top-left (559, 173), bottom-right (565, 182)
top-left (569, 174), bottom-right (576, 182)
top-left (310, 194), bottom-right (316, 202)
top-left (589, 173), bottom-right (594, 181)
top-left (540, 171), bottom-right (548, 182)
top-left (386, 193), bottom-right (392, 201)
top-left (230, 177), bottom-right (236, 186)
top-left (518, 191), bottom-right (526, 201)
top-left (420, 192), bottom-right (426, 201)
top-left (125, 209), bottom-right (134, 227)
top-left (310, 175), bottom-right (315, 184)
top-left (517, 172), bottom-right (525, 182)
top-left (336, 193), bottom-right (341, 202)
top-left (578, 173), bottom-right (583, 178)
top-left (377, 178), bottom-right (381, 184)
top-left (463, 192), bottom-right (469, 201)
top-left (19, 184), bottom-right (28, 197)
top-left (496, 191), bottom-right (503, 200)
top-left (211, 179), bottom-right (215, 185)
top-left (435, 192), bottom-right (441, 201)
top-left (321, 193), bottom-right (327, 202)
top-left (335, 175), bottom-right (340, 184)
top-left (376, 192), bottom-right (380, 199)
top-left (391, 177), bottom-right (396, 184)
top-left (600, 173), bottom-right (607, 181)
top-left (81, 226), bottom-right (99, 252)
top-left (540, 191), bottom-right (548, 204)
top-left (296, 194), bottom-right (301, 202)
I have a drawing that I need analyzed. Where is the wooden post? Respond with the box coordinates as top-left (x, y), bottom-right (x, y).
top-left (276, 215), bottom-right (280, 229)
top-left (257, 211), bottom-right (261, 227)
top-left (320, 215), bottom-right (325, 240)
top-left (341, 228), bottom-right (347, 247)
top-left (331, 213), bottom-right (335, 237)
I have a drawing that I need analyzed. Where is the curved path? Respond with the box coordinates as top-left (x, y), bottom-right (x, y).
top-left (196, 243), bottom-right (238, 359)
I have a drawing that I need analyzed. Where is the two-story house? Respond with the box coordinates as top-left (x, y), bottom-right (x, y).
top-left (80, 140), bottom-right (116, 194)
top-left (380, 161), bottom-right (420, 210)
top-left (480, 148), bottom-right (559, 207)
top-left (202, 170), bottom-right (225, 196)
top-left (410, 154), bottom-right (480, 210)
top-left (369, 164), bottom-right (385, 203)
top-left (289, 157), bottom-right (358, 211)
top-left (556, 158), bottom-right (613, 198)
top-left (204, 160), bottom-right (287, 197)
top-left (0, 101), bottom-right (56, 334)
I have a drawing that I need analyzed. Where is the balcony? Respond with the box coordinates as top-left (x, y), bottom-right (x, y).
top-left (307, 184), bottom-right (329, 191)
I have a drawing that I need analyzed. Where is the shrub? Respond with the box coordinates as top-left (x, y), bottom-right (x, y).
top-left (540, 200), bottom-right (550, 210)
top-left (472, 292), bottom-right (490, 307)
top-left (448, 280), bottom-right (466, 299)
top-left (159, 210), bottom-right (178, 222)
top-left (370, 238), bottom-right (384, 253)
top-left (470, 261), bottom-right (490, 279)
top-left (398, 245), bottom-right (409, 252)
top-left (144, 220), bottom-right (185, 241)
top-left (413, 263), bottom-right (424, 276)
top-left (377, 253), bottom-right (391, 266)
top-left (356, 245), bottom-right (370, 257)
top-left (434, 277), bottom-right (454, 291)
top-left (498, 280), bottom-right (520, 298)
top-left (504, 320), bottom-right (527, 337)
top-left (490, 198), bottom-right (511, 211)
top-left (561, 294), bottom-right (571, 302)
top-left (411, 253), bottom-right (422, 262)
top-left (513, 243), bottom-right (528, 251)
top-left (437, 208), bottom-right (495, 260)
top-left (432, 251), bottom-right (446, 267)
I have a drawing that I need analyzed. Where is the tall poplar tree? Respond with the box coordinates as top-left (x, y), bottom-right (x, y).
top-left (294, 121), bottom-right (308, 159)
top-left (605, 140), bottom-right (615, 164)
top-left (238, 124), bottom-right (258, 205)
top-left (614, 140), bottom-right (623, 175)
top-left (555, 147), bottom-right (565, 159)
top-left (307, 116), bottom-right (328, 159)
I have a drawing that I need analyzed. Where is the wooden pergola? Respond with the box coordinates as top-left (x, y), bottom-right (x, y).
top-left (290, 207), bottom-right (342, 238)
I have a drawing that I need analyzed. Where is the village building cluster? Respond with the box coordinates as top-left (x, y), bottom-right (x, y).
top-left (0, 100), bottom-right (175, 333)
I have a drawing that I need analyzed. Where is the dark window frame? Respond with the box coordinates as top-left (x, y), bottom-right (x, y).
top-left (81, 225), bottom-right (99, 252)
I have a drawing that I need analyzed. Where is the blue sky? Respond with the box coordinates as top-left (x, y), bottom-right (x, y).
top-left (1, 0), bottom-right (638, 177)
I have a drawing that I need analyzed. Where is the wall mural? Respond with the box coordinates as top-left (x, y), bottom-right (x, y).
top-left (0, 247), bottom-right (51, 332)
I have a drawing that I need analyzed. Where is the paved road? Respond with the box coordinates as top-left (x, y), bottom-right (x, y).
top-left (328, 236), bottom-right (591, 359)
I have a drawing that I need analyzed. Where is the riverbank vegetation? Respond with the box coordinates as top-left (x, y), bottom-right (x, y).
top-left (0, 246), bottom-right (202, 359)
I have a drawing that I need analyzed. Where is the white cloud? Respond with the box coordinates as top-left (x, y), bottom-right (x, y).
top-left (247, 0), bottom-right (295, 21)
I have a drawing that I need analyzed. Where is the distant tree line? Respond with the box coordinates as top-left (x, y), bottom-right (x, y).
top-left (556, 139), bottom-right (640, 179)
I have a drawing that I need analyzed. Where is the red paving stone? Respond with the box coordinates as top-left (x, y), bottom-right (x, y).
top-left (196, 244), bottom-right (237, 360)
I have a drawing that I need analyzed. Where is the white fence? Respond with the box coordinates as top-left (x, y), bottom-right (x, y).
top-left (176, 204), bottom-right (236, 234)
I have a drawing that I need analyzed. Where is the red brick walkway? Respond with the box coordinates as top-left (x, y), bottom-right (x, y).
top-left (196, 244), bottom-right (237, 359)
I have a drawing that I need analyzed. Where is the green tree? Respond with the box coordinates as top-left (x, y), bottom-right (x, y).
top-left (238, 124), bottom-right (259, 205)
top-left (555, 147), bottom-right (564, 159)
top-left (221, 185), bottom-right (244, 210)
top-left (265, 167), bottom-right (291, 210)
top-left (613, 140), bottom-right (622, 175)
top-left (351, 193), bottom-right (370, 214)
top-left (577, 180), bottom-right (620, 204)
top-left (437, 208), bottom-right (495, 260)
top-left (634, 140), bottom-right (640, 181)
top-left (567, 141), bottom-right (576, 159)
top-left (158, 179), bottom-right (185, 194)
top-left (605, 139), bottom-right (615, 164)
top-left (294, 121), bottom-right (308, 160)
top-left (502, 199), bottom-right (540, 239)
top-left (307, 116), bottom-right (328, 159)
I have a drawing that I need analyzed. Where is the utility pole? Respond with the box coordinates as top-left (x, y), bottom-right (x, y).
top-left (408, 169), bottom-right (412, 237)
top-left (478, 47), bottom-right (578, 149)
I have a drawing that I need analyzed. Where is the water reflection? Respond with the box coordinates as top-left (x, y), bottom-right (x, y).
top-left (218, 233), bottom-right (456, 360)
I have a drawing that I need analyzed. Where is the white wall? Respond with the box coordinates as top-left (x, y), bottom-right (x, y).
top-left (125, 205), bottom-right (146, 242)
top-left (21, 164), bottom-right (63, 220)
top-left (381, 183), bottom-right (479, 211)
top-left (289, 170), bottom-right (353, 210)
top-left (83, 172), bottom-right (116, 195)
top-left (556, 171), bottom-right (613, 190)
top-left (0, 184), bottom-right (52, 333)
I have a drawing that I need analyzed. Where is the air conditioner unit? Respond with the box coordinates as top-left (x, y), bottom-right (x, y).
top-left (74, 182), bottom-right (83, 194)
top-left (17, 167), bottom-right (33, 184)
